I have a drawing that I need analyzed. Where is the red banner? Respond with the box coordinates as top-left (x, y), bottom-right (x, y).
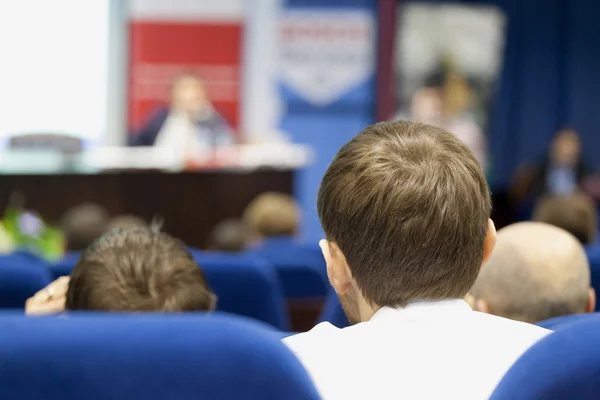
top-left (128, 2), bottom-right (243, 131)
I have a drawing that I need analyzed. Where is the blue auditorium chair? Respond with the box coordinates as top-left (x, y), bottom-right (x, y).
top-left (248, 238), bottom-right (328, 299)
top-left (490, 318), bottom-right (600, 399)
top-left (193, 251), bottom-right (291, 330)
top-left (0, 313), bottom-right (320, 400)
top-left (49, 251), bottom-right (81, 279)
top-left (586, 246), bottom-right (600, 311)
top-left (317, 288), bottom-right (349, 329)
top-left (0, 262), bottom-right (51, 309)
top-left (537, 313), bottom-right (600, 331)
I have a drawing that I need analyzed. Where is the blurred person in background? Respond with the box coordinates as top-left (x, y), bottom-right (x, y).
top-left (513, 129), bottom-right (589, 201)
top-left (207, 219), bottom-right (247, 252)
top-left (130, 72), bottom-right (234, 152)
top-left (470, 222), bottom-right (595, 324)
top-left (243, 192), bottom-right (300, 247)
top-left (533, 192), bottom-right (597, 245)
top-left (400, 78), bottom-right (486, 168)
top-left (61, 203), bottom-right (109, 253)
top-left (26, 227), bottom-right (216, 314)
top-left (105, 214), bottom-right (147, 232)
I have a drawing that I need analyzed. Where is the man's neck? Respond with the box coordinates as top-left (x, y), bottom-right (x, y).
top-left (358, 296), bottom-right (382, 322)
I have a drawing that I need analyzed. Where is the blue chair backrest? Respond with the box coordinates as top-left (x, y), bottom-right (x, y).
top-left (193, 251), bottom-right (290, 330)
top-left (537, 313), bottom-right (600, 331)
top-left (249, 238), bottom-right (328, 299)
top-left (0, 261), bottom-right (51, 309)
top-left (490, 318), bottom-right (600, 399)
top-left (317, 288), bottom-right (349, 328)
top-left (586, 246), bottom-right (600, 311)
top-left (49, 252), bottom-right (81, 279)
top-left (0, 313), bottom-right (320, 400)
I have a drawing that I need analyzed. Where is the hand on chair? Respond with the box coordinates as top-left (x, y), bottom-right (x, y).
top-left (25, 276), bottom-right (70, 315)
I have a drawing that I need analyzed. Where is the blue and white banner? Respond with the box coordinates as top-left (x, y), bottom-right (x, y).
top-left (278, 9), bottom-right (375, 106)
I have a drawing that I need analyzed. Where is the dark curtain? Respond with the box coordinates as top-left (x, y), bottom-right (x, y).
top-left (486, 0), bottom-right (600, 188)
top-left (405, 0), bottom-right (600, 189)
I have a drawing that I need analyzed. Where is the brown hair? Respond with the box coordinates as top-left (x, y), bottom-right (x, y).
top-left (66, 227), bottom-right (216, 312)
top-left (318, 121), bottom-right (491, 307)
top-left (533, 192), bottom-right (597, 245)
top-left (243, 192), bottom-right (299, 240)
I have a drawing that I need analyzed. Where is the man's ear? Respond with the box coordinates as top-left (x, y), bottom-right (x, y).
top-left (319, 239), bottom-right (352, 295)
top-left (482, 219), bottom-right (497, 265)
top-left (586, 288), bottom-right (596, 313)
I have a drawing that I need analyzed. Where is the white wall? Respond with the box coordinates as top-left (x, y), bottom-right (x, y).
top-left (0, 0), bottom-right (115, 145)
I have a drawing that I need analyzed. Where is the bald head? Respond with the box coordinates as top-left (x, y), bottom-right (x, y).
top-left (470, 222), bottom-right (594, 323)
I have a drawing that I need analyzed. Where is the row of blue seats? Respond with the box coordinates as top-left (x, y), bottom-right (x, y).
top-left (0, 238), bottom-right (329, 331)
top-left (0, 312), bottom-right (319, 399)
top-left (2, 311), bottom-right (600, 399)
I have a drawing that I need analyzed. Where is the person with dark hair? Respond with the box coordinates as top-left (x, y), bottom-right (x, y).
top-left (533, 192), bottom-right (597, 245)
top-left (207, 219), bottom-right (247, 252)
top-left (26, 227), bottom-right (216, 314)
top-left (470, 222), bottom-right (595, 324)
top-left (60, 203), bottom-right (109, 252)
top-left (283, 121), bottom-right (548, 399)
top-left (514, 129), bottom-right (589, 201)
top-left (130, 72), bottom-right (234, 150)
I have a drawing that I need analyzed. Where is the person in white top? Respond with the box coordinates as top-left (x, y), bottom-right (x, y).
top-left (284, 121), bottom-right (549, 400)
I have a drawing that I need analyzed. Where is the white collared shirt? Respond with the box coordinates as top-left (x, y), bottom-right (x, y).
top-left (284, 299), bottom-right (549, 400)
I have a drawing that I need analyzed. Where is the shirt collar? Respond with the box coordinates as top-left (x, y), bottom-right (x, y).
top-left (370, 299), bottom-right (472, 322)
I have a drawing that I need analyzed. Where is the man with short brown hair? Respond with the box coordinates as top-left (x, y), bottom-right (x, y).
top-left (27, 227), bottom-right (216, 313)
top-left (284, 121), bottom-right (548, 399)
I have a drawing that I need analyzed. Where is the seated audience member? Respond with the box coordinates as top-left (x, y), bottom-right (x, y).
top-left (130, 72), bottom-right (234, 150)
top-left (60, 203), bottom-right (109, 252)
top-left (519, 129), bottom-right (589, 199)
top-left (243, 192), bottom-right (299, 246)
top-left (283, 121), bottom-right (549, 399)
top-left (105, 214), bottom-right (147, 232)
top-left (207, 219), bottom-right (247, 252)
top-left (26, 227), bottom-right (216, 314)
top-left (469, 222), bottom-right (595, 324)
top-left (532, 192), bottom-right (597, 245)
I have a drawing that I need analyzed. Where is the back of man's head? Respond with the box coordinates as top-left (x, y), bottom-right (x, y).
top-left (533, 192), bottom-right (597, 245)
top-left (61, 203), bottom-right (109, 252)
top-left (470, 222), bottom-right (594, 323)
top-left (318, 121), bottom-right (492, 316)
top-left (66, 227), bottom-right (216, 312)
top-left (243, 192), bottom-right (299, 243)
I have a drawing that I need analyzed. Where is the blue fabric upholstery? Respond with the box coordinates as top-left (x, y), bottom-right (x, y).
top-left (317, 288), bottom-right (349, 329)
top-left (537, 313), bottom-right (600, 331)
top-left (248, 238), bottom-right (328, 299)
top-left (586, 246), bottom-right (600, 311)
top-left (193, 251), bottom-right (291, 330)
top-left (0, 261), bottom-right (51, 309)
top-left (0, 313), bottom-right (320, 400)
top-left (490, 318), bottom-right (600, 399)
top-left (49, 252), bottom-right (81, 279)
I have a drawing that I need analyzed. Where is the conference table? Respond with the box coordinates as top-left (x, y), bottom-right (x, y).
top-left (0, 144), bottom-right (311, 249)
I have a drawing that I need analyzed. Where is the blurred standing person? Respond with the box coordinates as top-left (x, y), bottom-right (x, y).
top-left (130, 73), bottom-right (235, 153)
top-left (400, 81), bottom-right (487, 169)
